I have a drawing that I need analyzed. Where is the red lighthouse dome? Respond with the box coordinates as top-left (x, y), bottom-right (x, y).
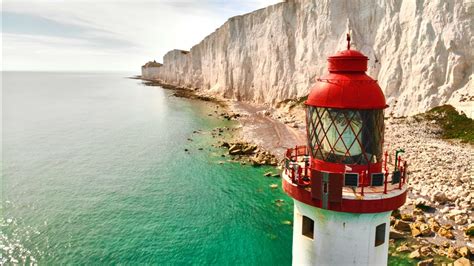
top-left (306, 43), bottom-right (386, 109)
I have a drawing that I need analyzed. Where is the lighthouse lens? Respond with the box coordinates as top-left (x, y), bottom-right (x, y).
top-left (307, 107), bottom-right (384, 165)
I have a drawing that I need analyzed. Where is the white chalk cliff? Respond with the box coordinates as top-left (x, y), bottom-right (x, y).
top-left (142, 0), bottom-right (473, 117)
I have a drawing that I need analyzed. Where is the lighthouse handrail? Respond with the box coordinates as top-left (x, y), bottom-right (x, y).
top-left (284, 146), bottom-right (310, 186)
top-left (283, 146), bottom-right (408, 194)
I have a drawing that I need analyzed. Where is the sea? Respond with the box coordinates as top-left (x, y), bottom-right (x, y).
top-left (1, 72), bottom-right (413, 265)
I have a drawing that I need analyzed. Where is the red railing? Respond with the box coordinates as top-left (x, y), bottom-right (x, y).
top-left (284, 145), bottom-right (311, 187)
top-left (283, 146), bottom-right (408, 195)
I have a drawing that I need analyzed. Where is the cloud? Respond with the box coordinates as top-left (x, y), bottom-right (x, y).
top-left (3, 12), bottom-right (136, 49)
top-left (2, 0), bottom-right (283, 72)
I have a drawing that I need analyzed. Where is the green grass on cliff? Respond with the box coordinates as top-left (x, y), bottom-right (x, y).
top-left (416, 105), bottom-right (474, 144)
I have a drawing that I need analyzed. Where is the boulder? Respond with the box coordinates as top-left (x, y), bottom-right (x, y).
top-left (431, 191), bottom-right (449, 204)
top-left (454, 214), bottom-right (468, 225)
top-left (228, 144), bottom-right (242, 155)
top-left (417, 258), bottom-right (434, 266)
top-left (428, 218), bottom-right (440, 232)
top-left (454, 257), bottom-right (471, 266)
top-left (396, 244), bottom-right (411, 252)
top-left (389, 229), bottom-right (406, 240)
top-left (242, 145), bottom-right (257, 154)
top-left (401, 213), bottom-right (414, 222)
top-left (420, 223), bottom-right (432, 236)
top-left (410, 222), bottom-right (423, 237)
top-left (413, 208), bottom-right (424, 216)
top-left (457, 246), bottom-right (471, 258)
top-left (438, 227), bottom-right (455, 239)
top-left (411, 226), bottom-right (422, 237)
top-left (447, 246), bottom-right (458, 259)
top-left (419, 246), bottom-right (432, 257)
top-left (394, 220), bottom-right (411, 232)
top-left (409, 249), bottom-right (422, 259)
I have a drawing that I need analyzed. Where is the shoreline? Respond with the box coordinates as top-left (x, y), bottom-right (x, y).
top-left (140, 77), bottom-right (473, 262)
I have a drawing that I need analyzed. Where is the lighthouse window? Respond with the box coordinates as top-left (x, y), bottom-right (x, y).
top-left (375, 223), bottom-right (386, 247)
top-left (306, 107), bottom-right (384, 165)
top-left (302, 215), bottom-right (314, 239)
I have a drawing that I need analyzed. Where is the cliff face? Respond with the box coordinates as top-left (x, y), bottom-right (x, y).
top-left (142, 0), bottom-right (473, 117)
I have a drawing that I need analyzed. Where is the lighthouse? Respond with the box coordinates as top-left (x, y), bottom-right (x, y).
top-left (282, 35), bottom-right (408, 265)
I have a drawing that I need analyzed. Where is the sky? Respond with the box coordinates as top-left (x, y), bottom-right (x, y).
top-left (2, 0), bottom-right (281, 72)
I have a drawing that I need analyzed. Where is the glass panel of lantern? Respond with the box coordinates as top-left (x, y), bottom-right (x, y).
top-left (306, 107), bottom-right (384, 165)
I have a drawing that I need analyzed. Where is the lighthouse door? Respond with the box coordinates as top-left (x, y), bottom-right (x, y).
top-left (311, 171), bottom-right (343, 210)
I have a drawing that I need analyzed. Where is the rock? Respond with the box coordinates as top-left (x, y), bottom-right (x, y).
top-left (441, 241), bottom-right (450, 248)
top-left (419, 246), bottom-right (432, 257)
top-left (251, 158), bottom-right (263, 166)
top-left (417, 258), bottom-right (434, 266)
top-left (228, 144), bottom-right (242, 155)
top-left (428, 218), bottom-right (440, 232)
top-left (453, 257), bottom-right (471, 266)
top-left (438, 227), bottom-right (455, 239)
top-left (457, 246), bottom-right (470, 258)
top-left (420, 223), bottom-right (432, 236)
top-left (455, 215), bottom-right (468, 225)
top-left (447, 246), bottom-right (458, 259)
top-left (409, 249), bottom-right (422, 259)
top-left (448, 209), bottom-right (466, 219)
top-left (431, 191), bottom-right (449, 204)
top-left (413, 208), bottom-right (424, 216)
top-left (394, 220), bottom-right (411, 232)
top-left (389, 229), bottom-right (406, 239)
top-left (415, 216), bottom-right (426, 223)
top-left (242, 145), bottom-right (257, 154)
top-left (401, 213), bottom-right (414, 222)
top-left (411, 225), bottom-right (422, 237)
top-left (396, 244), bottom-right (411, 252)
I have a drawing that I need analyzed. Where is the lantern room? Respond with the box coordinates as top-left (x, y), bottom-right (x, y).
top-left (305, 41), bottom-right (386, 174)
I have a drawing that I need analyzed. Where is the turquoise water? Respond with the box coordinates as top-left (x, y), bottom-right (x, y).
top-left (1, 72), bottom-right (293, 264)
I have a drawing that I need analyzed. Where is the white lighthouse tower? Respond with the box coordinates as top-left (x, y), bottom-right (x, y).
top-left (282, 36), bottom-right (408, 265)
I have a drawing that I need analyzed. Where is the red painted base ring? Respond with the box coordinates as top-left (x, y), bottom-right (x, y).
top-left (282, 178), bottom-right (407, 213)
